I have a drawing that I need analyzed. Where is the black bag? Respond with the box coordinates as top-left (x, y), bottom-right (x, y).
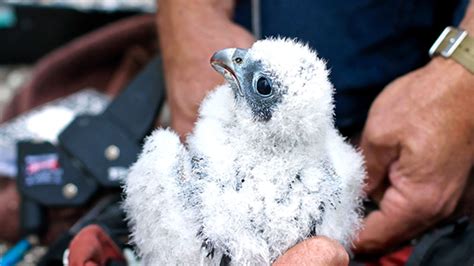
top-left (407, 217), bottom-right (474, 266)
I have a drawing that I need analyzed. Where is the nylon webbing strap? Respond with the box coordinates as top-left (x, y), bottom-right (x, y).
top-left (59, 56), bottom-right (166, 187)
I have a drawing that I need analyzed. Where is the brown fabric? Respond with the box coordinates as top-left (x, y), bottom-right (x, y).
top-left (0, 14), bottom-right (158, 244)
top-left (68, 225), bottom-right (126, 266)
top-left (2, 14), bottom-right (157, 122)
top-left (0, 179), bottom-right (20, 242)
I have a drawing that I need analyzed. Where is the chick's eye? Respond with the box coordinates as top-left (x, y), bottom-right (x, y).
top-left (256, 77), bottom-right (272, 96)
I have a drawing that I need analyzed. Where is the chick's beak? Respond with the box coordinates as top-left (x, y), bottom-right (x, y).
top-left (211, 48), bottom-right (245, 97)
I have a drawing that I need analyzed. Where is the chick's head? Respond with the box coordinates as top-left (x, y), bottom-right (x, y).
top-left (211, 38), bottom-right (335, 146)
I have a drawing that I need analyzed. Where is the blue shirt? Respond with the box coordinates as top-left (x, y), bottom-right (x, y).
top-left (235, 0), bottom-right (468, 135)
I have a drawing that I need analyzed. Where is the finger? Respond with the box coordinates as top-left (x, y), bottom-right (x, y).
top-left (273, 236), bottom-right (349, 266)
top-left (170, 113), bottom-right (195, 141)
top-left (310, 237), bottom-right (350, 266)
top-left (353, 187), bottom-right (427, 254)
top-left (359, 131), bottom-right (398, 197)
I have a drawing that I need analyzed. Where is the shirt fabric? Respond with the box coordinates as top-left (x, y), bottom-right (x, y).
top-left (234, 0), bottom-right (468, 135)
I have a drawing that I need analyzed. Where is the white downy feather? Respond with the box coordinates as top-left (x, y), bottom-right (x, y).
top-left (124, 38), bottom-right (365, 265)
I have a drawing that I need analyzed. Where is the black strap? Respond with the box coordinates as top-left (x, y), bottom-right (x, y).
top-left (406, 217), bottom-right (474, 266)
top-left (16, 56), bottom-right (165, 242)
top-left (58, 56), bottom-right (165, 187)
top-left (102, 56), bottom-right (165, 142)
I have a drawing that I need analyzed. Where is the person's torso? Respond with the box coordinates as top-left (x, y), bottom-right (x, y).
top-left (234, 0), bottom-right (468, 134)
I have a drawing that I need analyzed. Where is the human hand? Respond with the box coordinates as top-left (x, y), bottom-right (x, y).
top-left (273, 236), bottom-right (349, 266)
top-left (355, 57), bottom-right (474, 254)
top-left (157, 0), bottom-right (255, 139)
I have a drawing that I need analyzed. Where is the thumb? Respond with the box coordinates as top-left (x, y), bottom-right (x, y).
top-left (353, 187), bottom-right (425, 254)
top-left (359, 128), bottom-right (399, 199)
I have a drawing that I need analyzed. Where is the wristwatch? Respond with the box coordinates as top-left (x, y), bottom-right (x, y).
top-left (429, 26), bottom-right (474, 74)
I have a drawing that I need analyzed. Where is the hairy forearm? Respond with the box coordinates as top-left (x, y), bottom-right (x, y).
top-left (157, 0), bottom-right (237, 58)
top-left (154, 0), bottom-right (254, 136)
top-left (157, 0), bottom-right (235, 28)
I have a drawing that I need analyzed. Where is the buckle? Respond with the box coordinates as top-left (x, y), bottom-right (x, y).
top-left (429, 26), bottom-right (467, 58)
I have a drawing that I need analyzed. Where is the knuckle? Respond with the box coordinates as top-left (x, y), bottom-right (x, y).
top-left (409, 195), bottom-right (453, 221)
top-left (439, 200), bottom-right (457, 218)
top-left (418, 205), bottom-right (443, 220)
top-left (418, 202), bottom-right (440, 219)
top-left (404, 134), bottom-right (432, 155)
top-left (363, 121), bottom-right (386, 146)
top-left (308, 237), bottom-right (349, 265)
top-left (334, 251), bottom-right (349, 266)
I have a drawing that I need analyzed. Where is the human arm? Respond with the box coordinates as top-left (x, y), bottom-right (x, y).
top-left (355, 1), bottom-right (474, 253)
top-left (156, 0), bottom-right (255, 139)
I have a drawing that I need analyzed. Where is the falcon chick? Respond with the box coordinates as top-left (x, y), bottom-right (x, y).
top-left (124, 38), bottom-right (365, 265)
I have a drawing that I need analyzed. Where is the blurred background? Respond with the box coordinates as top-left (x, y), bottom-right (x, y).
top-left (1, 1), bottom-right (156, 265)
top-left (0, 0), bottom-right (155, 120)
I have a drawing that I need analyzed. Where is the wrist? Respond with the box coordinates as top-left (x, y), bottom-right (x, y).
top-left (428, 56), bottom-right (474, 136)
top-left (429, 56), bottom-right (474, 81)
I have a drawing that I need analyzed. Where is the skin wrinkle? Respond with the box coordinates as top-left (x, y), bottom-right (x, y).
top-left (358, 46), bottom-right (474, 252)
top-left (394, 135), bottom-right (468, 213)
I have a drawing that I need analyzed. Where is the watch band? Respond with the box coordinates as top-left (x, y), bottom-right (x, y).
top-left (429, 26), bottom-right (474, 74)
